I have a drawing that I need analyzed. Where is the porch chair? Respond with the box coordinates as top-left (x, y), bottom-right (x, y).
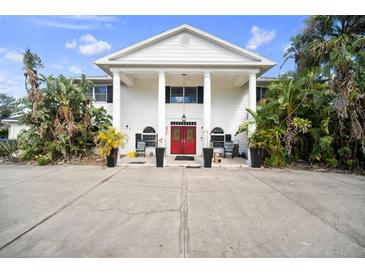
top-left (224, 141), bottom-right (234, 158)
top-left (136, 141), bottom-right (146, 157)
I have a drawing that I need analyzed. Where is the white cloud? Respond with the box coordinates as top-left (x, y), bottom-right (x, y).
top-left (27, 18), bottom-right (96, 30)
top-left (65, 34), bottom-right (111, 56)
top-left (246, 26), bottom-right (276, 50)
top-left (63, 16), bottom-right (119, 22)
top-left (65, 39), bottom-right (77, 49)
top-left (50, 64), bottom-right (63, 70)
top-left (0, 48), bottom-right (6, 54)
top-left (4, 51), bottom-right (23, 63)
top-left (0, 71), bottom-right (25, 98)
top-left (79, 40), bottom-right (111, 56)
top-left (0, 76), bottom-right (17, 87)
top-left (79, 34), bottom-right (97, 44)
top-left (69, 65), bottom-right (83, 74)
top-left (282, 42), bottom-right (291, 53)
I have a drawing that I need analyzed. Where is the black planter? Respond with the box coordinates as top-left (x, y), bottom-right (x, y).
top-left (203, 148), bottom-right (214, 168)
top-left (155, 147), bottom-right (165, 167)
top-left (250, 148), bottom-right (263, 168)
top-left (107, 148), bottom-right (118, 167)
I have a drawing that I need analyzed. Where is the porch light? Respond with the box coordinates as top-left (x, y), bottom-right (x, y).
top-left (182, 74), bottom-right (187, 123)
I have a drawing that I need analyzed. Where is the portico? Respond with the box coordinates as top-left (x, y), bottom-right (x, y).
top-left (95, 24), bottom-right (275, 164)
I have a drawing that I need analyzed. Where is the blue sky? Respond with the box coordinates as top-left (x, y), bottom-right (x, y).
top-left (0, 15), bottom-right (307, 98)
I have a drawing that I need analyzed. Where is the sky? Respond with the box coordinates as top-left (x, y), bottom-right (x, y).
top-left (0, 15), bottom-right (307, 98)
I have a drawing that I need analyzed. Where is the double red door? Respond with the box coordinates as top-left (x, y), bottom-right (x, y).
top-left (171, 126), bottom-right (196, 154)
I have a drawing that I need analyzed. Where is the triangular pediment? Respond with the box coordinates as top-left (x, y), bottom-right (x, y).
top-left (96, 24), bottom-right (275, 66)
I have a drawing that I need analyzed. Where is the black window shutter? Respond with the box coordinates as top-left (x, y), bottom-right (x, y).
top-left (225, 134), bottom-right (232, 142)
top-left (198, 86), bottom-right (204, 104)
top-left (165, 86), bottom-right (170, 103)
top-left (256, 87), bottom-right (261, 102)
top-left (107, 85), bottom-right (113, 103)
top-left (135, 133), bottom-right (142, 149)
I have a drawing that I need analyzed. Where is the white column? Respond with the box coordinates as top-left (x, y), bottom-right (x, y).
top-left (157, 71), bottom-right (166, 147)
top-left (247, 72), bottom-right (257, 166)
top-left (203, 72), bottom-right (211, 148)
top-left (112, 71), bottom-right (122, 132)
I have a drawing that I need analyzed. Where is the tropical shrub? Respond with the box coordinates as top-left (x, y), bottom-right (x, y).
top-left (17, 50), bottom-right (111, 163)
top-left (96, 127), bottom-right (127, 163)
top-left (0, 140), bottom-right (18, 161)
top-left (237, 16), bottom-right (365, 170)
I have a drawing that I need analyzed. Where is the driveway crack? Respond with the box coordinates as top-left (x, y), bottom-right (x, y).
top-left (0, 166), bottom-right (127, 251)
top-left (179, 167), bottom-right (188, 258)
top-left (243, 168), bottom-right (365, 249)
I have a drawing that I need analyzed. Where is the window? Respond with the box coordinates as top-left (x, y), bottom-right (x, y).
top-left (211, 127), bottom-right (224, 148)
top-left (87, 85), bottom-right (113, 103)
top-left (184, 87), bottom-right (197, 103)
top-left (256, 87), bottom-right (268, 102)
top-left (142, 126), bottom-right (157, 147)
top-left (170, 87), bottom-right (184, 103)
top-left (95, 85), bottom-right (107, 102)
top-left (166, 86), bottom-right (203, 104)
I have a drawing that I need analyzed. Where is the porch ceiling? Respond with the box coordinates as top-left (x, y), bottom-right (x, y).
top-left (119, 70), bottom-right (252, 87)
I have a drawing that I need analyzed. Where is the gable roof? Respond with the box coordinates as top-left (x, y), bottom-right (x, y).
top-left (95, 24), bottom-right (275, 67)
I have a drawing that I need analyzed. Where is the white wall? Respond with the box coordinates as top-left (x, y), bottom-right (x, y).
top-left (7, 123), bottom-right (28, 139)
top-left (112, 77), bottom-right (249, 156)
top-left (211, 80), bottom-right (249, 155)
top-left (115, 31), bottom-right (256, 64)
top-left (119, 79), bottom-right (159, 154)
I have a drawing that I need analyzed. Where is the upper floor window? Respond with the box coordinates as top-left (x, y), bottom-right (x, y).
top-left (87, 85), bottom-right (113, 103)
top-left (165, 86), bottom-right (204, 104)
top-left (256, 87), bottom-right (268, 102)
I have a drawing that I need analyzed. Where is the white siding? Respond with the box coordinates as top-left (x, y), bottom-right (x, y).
top-left (94, 102), bottom-right (113, 116)
top-left (7, 123), bottom-right (28, 140)
top-left (119, 79), bottom-right (159, 155)
top-left (115, 31), bottom-right (256, 64)
top-left (114, 78), bottom-right (249, 156)
top-left (211, 80), bottom-right (249, 155)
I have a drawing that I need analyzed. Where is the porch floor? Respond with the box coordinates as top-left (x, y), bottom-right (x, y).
top-left (118, 154), bottom-right (248, 167)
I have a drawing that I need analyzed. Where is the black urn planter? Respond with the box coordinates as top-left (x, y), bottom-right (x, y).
top-left (155, 147), bottom-right (165, 167)
top-left (203, 148), bottom-right (214, 168)
top-left (250, 148), bottom-right (263, 168)
top-left (107, 148), bottom-right (118, 167)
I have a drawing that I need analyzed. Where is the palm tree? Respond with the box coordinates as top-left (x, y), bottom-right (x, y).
top-left (301, 16), bottom-right (365, 160)
top-left (23, 49), bottom-right (44, 123)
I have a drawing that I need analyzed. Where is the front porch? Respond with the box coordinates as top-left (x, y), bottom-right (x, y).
top-left (118, 154), bottom-right (248, 167)
top-left (110, 68), bottom-right (258, 159)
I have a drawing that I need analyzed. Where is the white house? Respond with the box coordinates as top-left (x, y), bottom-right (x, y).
top-left (5, 24), bottom-right (276, 159)
top-left (92, 24), bottom-right (275, 157)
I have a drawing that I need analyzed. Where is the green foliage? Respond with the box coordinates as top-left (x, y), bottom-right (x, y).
top-left (36, 155), bottom-right (51, 166)
top-left (0, 127), bottom-right (8, 137)
top-left (17, 50), bottom-right (112, 163)
top-left (96, 127), bottom-right (127, 163)
top-left (0, 93), bottom-right (16, 121)
top-left (237, 16), bottom-right (364, 170)
top-left (0, 140), bottom-right (18, 160)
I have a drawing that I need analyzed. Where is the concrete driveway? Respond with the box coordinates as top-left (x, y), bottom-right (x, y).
top-left (0, 165), bottom-right (364, 257)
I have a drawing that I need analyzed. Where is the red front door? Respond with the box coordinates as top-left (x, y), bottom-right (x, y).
top-left (171, 126), bottom-right (196, 154)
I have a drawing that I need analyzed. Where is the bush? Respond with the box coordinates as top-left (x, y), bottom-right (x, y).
top-left (17, 50), bottom-right (111, 162)
top-left (36, 155), bottom-right (51, 166)
top-left (0, 140), bottom-right (18, 161)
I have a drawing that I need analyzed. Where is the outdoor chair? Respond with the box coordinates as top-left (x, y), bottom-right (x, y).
top-left (224, 141), bottom-right (234, 158)
top-left (136, 141), bottom-right (146, 157)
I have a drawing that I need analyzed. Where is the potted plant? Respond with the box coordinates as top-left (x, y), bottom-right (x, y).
top-left (155, 137), bottom-right (165, 167)
top-left (203, 135), bottom-right (214, 168)
top-left (248, 130), bottom-right (266, 168)
top-left (97, 127), bottom-right (127, 167)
